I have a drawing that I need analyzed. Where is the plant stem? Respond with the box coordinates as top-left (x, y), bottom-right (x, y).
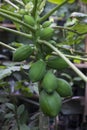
top-left (32, 0), bottom-right (38, 18)
top-left (53, 52), bottom-right (87, 62)
top-left (4, 0), bottom-right (19, 10)
top-left (0, 12), bottom-right (35, 32)
top-left (39, 0), bottom-right (68, 23)
top-left (0, 26), bottom-right (32, 39)
top-left (38, 40), bottom-right (87, 82)
top-left (54, 26), bottom-right (87, 36)
top-left (54, 26), bottom-right (80, 35)
top-left (15, 105), bottom-right (20, 130)
top-left (56, 45), bottom-right (87, 55)
top-left (15, 0), bottom-right (25, 6)
top-left (0, 42), bottom-right (16, 51)
top-left (0, 8), bottom-right (22, 19)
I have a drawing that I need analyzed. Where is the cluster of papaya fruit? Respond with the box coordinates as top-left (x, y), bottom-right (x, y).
top-left (28, 59), bottom-right (73, 117)
top-left (13, 45), bottom-right (72, 117)
top-left (12, 1), bottom-right (73, 117)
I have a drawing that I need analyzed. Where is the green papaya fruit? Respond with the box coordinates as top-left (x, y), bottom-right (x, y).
top-left (13, 45), bottom-right (33, 62)
top-left (19, 9), bottom-right (26, 15)
top-left (39, 27), bottom-right (54, 40)
top-left (56, 78), bottom-right (73, 97)
top-left (41, 71), bottom-right (57, 93)
top-left (42, 21), bottom-right (52, 28)
top-left (23, 15), bottom-right (35, 26)
top-left (46, 56), bottom-right (68, 70)
top-left (39, 90), bottom-right (62, 117)
top-left (28, 59), bottom-right (46, 82)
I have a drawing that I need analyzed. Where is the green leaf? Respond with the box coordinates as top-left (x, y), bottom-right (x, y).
top-left (5, 103), bottom-right (15, 111)
top-left (0, 96), bottom-right (9, 103)
top-left (17, 104), bottom-right (25, 116)
top-left (0, 65), bottom-right (30, 80)
top-left (5, 113), bottom-right (15, 118)
top-left (0, 69), bottom-right (12, 80)
top-left (81, 0), bottom-right (87, 3)
top-left (20, 124), bottom-right (30, 130)
top-left (0, 81), bottom-right (9, 87)
top-left (70, 23), bottom-right (87, 34)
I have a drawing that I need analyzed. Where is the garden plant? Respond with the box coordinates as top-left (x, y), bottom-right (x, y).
top-left (0, 0), bottom-right (87, 130)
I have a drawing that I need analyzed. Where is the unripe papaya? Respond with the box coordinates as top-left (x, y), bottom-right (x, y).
top-left (13, 45), bottom-right (33, 62)
top-left (46, 56), bottom-right (68, 70)
top-left (56, 78), bottom-right (73, 97)
top-left (19, 9), bottom-right (26, 15)
top-left (41, 71), bottom-right (57, 93)
top-left (42, 21), bottom-right (52, 28)
top-left (39, 90), bottom-right (62, 117)
top-left (23, 15), bottom-right (35, 26)
top-left (28, 59), bottom-right (46, 82)
top-left (39, 27), bottom-right (54, 40)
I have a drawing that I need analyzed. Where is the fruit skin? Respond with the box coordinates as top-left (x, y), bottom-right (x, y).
top-left (41, 71), bottom-right (57, 93)
top-left (39, 90), bottom-right (62, 117)
top-left (46, 56), bottom-right (68, 70)
top-left (56, 78), bottom-right (73, 97)
top-left (39, 27), bottom-right (54, 40)
top-left (42, 21), bottom-right (52, 28)
top-left (23, 15), bottom-right (35, 26)
top-left (13, 45), bottom-right (33, 62)
top-left (29, 59), bottom-right (46, 82)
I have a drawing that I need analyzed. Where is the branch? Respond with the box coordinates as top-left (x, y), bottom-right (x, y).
top-left (54, 26), bottom-right (80, 35)
top-left (0, 26), bottom-right (32, 39)
top-left (4, 0), bottom-right (19, 10)
top-left (0, 12), bottom-right (35, 32)
top-left (14, 0), bottom-right (25, 6)
top-left (39, 0), bottom-right (68, 23)
top-left (32, 0), bottom-right (38, 18)
top-left (53, 52), bottom-right (87, 62)
top-left (54, 26), bottom-right (87, 36)
top-left (0, 42), bottom-right (16, 51)
top-left (0, 8), bottom-right (22, 19)
top-left (56, 45), bottom-right (87, 55)
top-left (38, 40), bottom-right (87, 82)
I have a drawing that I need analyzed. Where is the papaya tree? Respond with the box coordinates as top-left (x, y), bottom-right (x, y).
top-left (0, 0), bottom-right (87, 130)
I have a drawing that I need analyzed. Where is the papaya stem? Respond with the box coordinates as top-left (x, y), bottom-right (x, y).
top-left (54, 26), bottom-right (87, 36)
top-left (4, 0), bottom-right (19, 10)
top-left (15, 0), bottom-right (25, 6)
top-left (32, 0), bottom-right (38, 18)
top-left (54, 26), bottom-right (80, 35)
top-left (56, 45), bottom-right (87, 55)
top-left (0, 8), bottom-right (22, 19)
top-left (38, 40), bottom-right (87, 82)
top-left (0, 12), bottom-right (35, 32)
top-left (53, 52), bottom-right (87, 62)
top-left (39, 0), bottom-right (68, 23)
top-left (0, 26), bottom-right (32, 39)
top-left (0, 42), bottom-right (16, 51)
